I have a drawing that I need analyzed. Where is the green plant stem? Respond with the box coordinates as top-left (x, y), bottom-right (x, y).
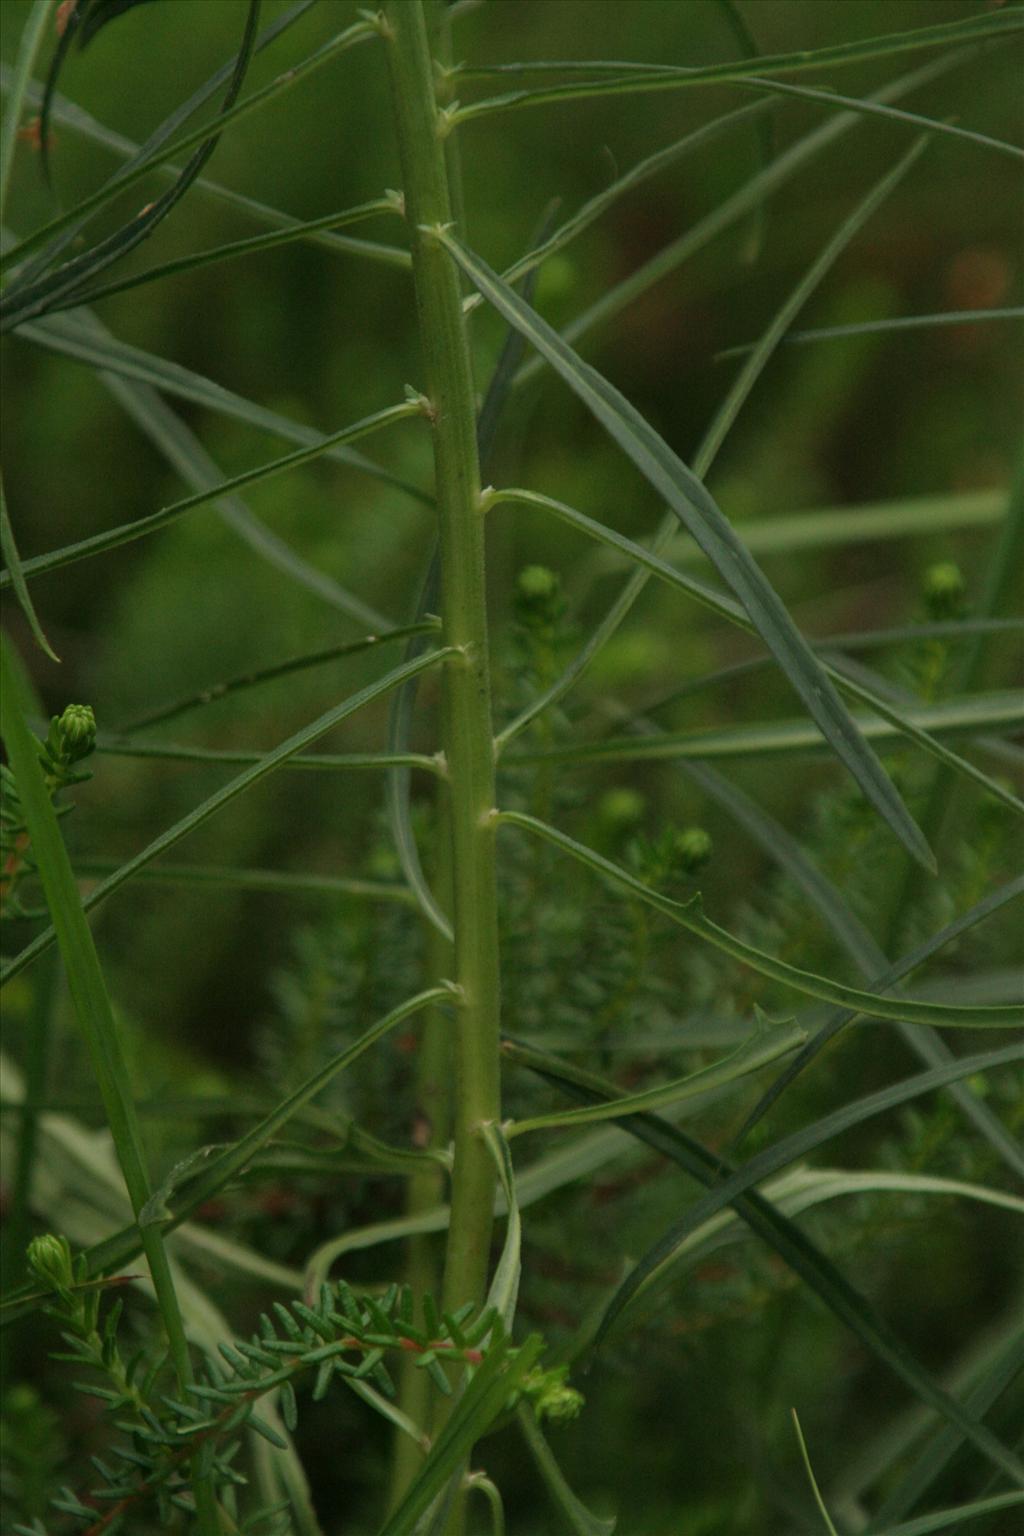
top-left (382, 0), bottom-right (501, 1310)
top-left (389, 818), bottom-right (455, 1509)
top-left (0, 637), bottom-right (222, 1535)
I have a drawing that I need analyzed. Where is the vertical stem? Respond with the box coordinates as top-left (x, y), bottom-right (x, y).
top-left (382, 0), bottom-right (501, 1325)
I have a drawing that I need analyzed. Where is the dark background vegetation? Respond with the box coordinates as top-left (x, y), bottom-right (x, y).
top-left (1, 1), bottom-right (1022, 1531)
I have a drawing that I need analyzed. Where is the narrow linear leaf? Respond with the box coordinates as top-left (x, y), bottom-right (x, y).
top-left (490, 487), bottom-right (1022, 817)
top-left (512, 50), bottom-right (978, 390)
top-left (792, 1408), bottom-right (841, 1536)
top-left (92, 738), bottom-right (439, 774)
top-left (0, 399), bottom-right (420, 588)
top-left (122, 622), bottom-right (437, 733)
top-left (454, 11), bottom-right (1022, 88)
top-left (377, 1334), bottom-right (545, 1536)
top-left (40, 197), bottom-right (399, 313)
top-left (447, 235), bottom-right (933, 867)
top-left (5, 0), bottom-right (266, 328)
top-left (481, 1122), bottom-right (521, 1331)
top-left (516, 1404), bottom-right (615, 1536)
top-left (0, 60), bottom-right (410, 274)
top-left (0, 647), bottom-right (452, 986)
top-left (508, 692), bottom-right (1023, 768)
top-left (496, 812), bottom-right (1023, 1027)
top-left (673, 755), bottom-right (1024, 1181)
top-left (18, 311), bottom-right (430, 505)
top-left (869, 1493), bottom-right (1024, 1536)
top-left (508, 1012), bottom-right (804, 1137)
top-left (0, 472), bottom-right (59, 660)
top-left (720, 306), bottom-right (1024, 357)
top-left (0, 0), bottom-right (51, 219)
top-left (1, 17), bottom-right (377, 277)
top-left (503, 1037), bottom-right (1024, 1487)
top-left (450, 11), bottom-right (1024, 129)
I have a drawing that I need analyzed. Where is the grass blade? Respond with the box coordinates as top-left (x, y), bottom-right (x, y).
top-left (672, 757), bottom-right (1024, 1181)
top-left (0, 471), bottom-right (58, 661)
top-left (507, 1014), bottom-right (804, 1137)
top-left (444, 232), bottom-right (934, 869)
top-left (0, 60), bottom-right (410, 273)
top-left (0, 18), bottom-right (377, 277)
top-left (2, 0), bottom-right (266, 329)
top-left (37, 199), bottom-right (399, 314)
top-left (0, 0), bottom-right (51, 219)
top-left (481, 1123), bottom-right (520, 1331)
top-left (721, 306), bottom-right (1024, 357)
top-left (516, 1405), bottom-right (615, 1536)
top-left (450, 10), bottom-right (1024, 126)
top-left (870, 1493), bottom-right (1024, 1536)
top-left (502, 1037), bottom-right (1024, 1488)
top-left (18, 311), bottom-right (430, 505)
top-left (508, 692), bottom-right (1023, 767)
top-left (0, 647), bottom-right (452, 987)
top-left (378, 1333), bottom-right (545, 1536)
top-left (454, 11), bottom-right (1022, 88)
top-left (491, 487), bottom-right (1023, 817)
top-left (0, 399), bottom-right (421, 587)
top-left (496, 812), bottom-right (1023, 1027)
top-left (121, 623), bottom-right (436, 733)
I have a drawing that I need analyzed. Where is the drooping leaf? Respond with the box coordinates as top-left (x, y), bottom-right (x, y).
top-left (443, 233), bottom-right (934, 868)
top-left (496, 812), bottom-right (1023, 1027)
top-left (0, 472), bottom-right (59, 661)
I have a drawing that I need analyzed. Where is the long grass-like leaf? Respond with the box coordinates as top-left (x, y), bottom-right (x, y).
top-left (121, 622), bottom-right (437, 732)
top-left (491, 488), bottom-right (1023, 817)
top-left (0, 18), bottom-right (377, 277)
top-left (0, 399), bottom-right (420, 587)
top-left (449, 11), bottom-right (1024, 126)
top-left (92, 738), bottom-right (440, 773)
top-left (509, 691), bottom-right (1022, 766)
top-left (446, 235), bottom-right (935, 867)
top-left (378, 1333), bottom-right (545, 1536)
top-left (516, 1405), bottom-right (615, 1536)
top-left (2, 0), bottom-right (267, 329)
top-left (0, 471), bottom-right (58, 661)
top-left (0, 60), bottom-right (410, 272)
top-left (0, 632), bottom-right (219, 1521)
top-left (44, 198), bottom-right (399, 312)
top-left (72, 858), bottom-right (415, 904)
top-left (82, 310), bottom-right (392, 626)
top-left (0, 0), bottom-right (51, 219)
top-left (502, 1037), bottom-right (1024, 1487)
top-left (507, 1014), bottom-right (804, 1137)
top-left (672, 756), bottom-right (1024, 1181)
top-left (454, 12), bottom-right (1021, 88)
top-left (18, 311), bottom-right (430, 505)
top-left (870, 1493), bottom-right (1024, 1536)
top-left (720, 306), bottom-right (1024, 358)
top-left (496, 812), bottom-right (1023, 1027)
top-left (513, 50), bottom-right (980, 389)
top-left (481, 1122), bottom-right (521, 1331)
top-left (463, 100), bottom-right (775, 317)
top-left (0, 647), bottom-right (452, 986)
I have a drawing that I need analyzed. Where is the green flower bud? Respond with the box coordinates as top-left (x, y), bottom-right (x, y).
top-left (922, 561), bottom-right (966, 620)
top-left (26, 1233), bottom-right (75, 1294)
top-left (522, 1365), bottom-right (585, 1423)
top-left (514, 565), bottom-right (564, 628)
top-left (55, 703), bottom-right (96, 762)
top-left (597, 788), bottom-right (646, 836)
top-left (671, 826), bottom-right (712, 877)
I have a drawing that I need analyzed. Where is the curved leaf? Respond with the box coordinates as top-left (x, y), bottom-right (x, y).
top-left (496, 812), bottom-right (1024, 1027)
top-left (443, 232), bottom-right (934, 867)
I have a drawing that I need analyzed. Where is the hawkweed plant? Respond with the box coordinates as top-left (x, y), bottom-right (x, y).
top-left (1, 1), bottom-right (1022, 1533)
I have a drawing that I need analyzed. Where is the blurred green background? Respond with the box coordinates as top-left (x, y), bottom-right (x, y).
top-left (1, 1), bottom-right (1022, 1531)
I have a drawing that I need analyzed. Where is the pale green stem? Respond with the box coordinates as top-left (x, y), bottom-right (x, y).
top-left (381, 0), bottom-right (502, 1365)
